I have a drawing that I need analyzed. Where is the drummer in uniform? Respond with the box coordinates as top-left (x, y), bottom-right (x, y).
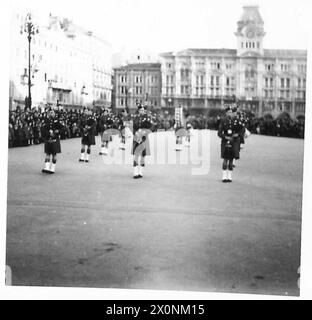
top-left (78, 108), bottom-right (97, 163)
top-left (131, 104), bottom-right (153, 179)
top-left (41, 108), bottom-right (63, 174)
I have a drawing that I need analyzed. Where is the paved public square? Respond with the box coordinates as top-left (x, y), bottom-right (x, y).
top-left (6, 130), bottom-right (303, 296)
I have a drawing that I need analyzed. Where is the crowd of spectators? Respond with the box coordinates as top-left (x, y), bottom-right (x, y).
top-left (8, 106), bottom-right (305, 148)
top-left (9, 106), bottom-right (83, 148)
top-left (157, 110), bottom-right (304, 139)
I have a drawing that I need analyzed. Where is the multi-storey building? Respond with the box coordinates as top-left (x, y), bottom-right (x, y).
top-left (160, 6), bottom-right (307, 118)
top-left (113, 63), bottom-right (161, 110)
top-left (9, 9), bottom-right (112, 110)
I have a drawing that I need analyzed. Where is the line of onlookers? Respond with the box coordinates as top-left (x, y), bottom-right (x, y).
top-left (8, 107), bottom-right (305, 148)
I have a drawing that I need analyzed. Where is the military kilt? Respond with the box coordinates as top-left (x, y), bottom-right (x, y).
top-left (131, 131), bottom-right (151, 156)
top-left (81, 133), bottom-right (96, 146)
top-left (221, 138), bottom-right (240, 160)
top-left (44, 139), bottom-right (61, 155)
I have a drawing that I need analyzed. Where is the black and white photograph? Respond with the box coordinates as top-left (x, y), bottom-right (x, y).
top-left (2, 0), bottom-right (312, 299)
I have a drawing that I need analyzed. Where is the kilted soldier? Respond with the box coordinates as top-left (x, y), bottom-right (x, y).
top-left (41, 109), bottom-right (63, 174)
top-left (131, 104), bottom-right (153, 179)
top-left (98, 108), bottom-right (115, 155)
top-left (218, 106), bottom-right (244, 183)
top-left (78, 108), bottom-right (97, 163)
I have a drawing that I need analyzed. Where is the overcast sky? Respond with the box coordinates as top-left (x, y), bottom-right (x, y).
top-left (10, 0), bottom-right (312, 53)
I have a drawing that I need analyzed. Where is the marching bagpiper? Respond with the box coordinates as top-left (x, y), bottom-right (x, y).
top-left (131, 104), bottom-right (153, 179)
top-left (41, 108), bottom-right (63, 174)
top-left (98, 108), bottom-right (115, 155)
top-left (218, 105), bottom-right (244, 183)
top-left (78, 108), bottom-right (97, 163)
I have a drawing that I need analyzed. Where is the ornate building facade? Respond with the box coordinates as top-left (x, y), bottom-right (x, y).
top-left (113, 63), bottom-right (161, 111)
top-left (9, 9), bottom-right (112, 110)
top-left (160, 6), bottom-right (307, 118)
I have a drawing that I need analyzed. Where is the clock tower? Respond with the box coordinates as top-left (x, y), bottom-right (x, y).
top-left (235, 6), bottom-right (266, 56)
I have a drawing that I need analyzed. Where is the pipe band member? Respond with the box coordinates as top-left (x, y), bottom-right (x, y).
top-left (131, 104), bottom-right (152, 179)
top-left (41, 108), bottom-right (63, 174)
top-left (218, 105), bottom-right (244, 183)
top-left (78, 108), bottom-right (96, 163)
top-left (99, 108), bottom-right (114, 155)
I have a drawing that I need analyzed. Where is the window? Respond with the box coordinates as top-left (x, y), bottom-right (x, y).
top-left (265, 78), bottom-right (268, 87)
top-left (210, 76), bottom-right (214, 86)
top-left (286, 90), bottom-right (290, 99)
top-left (135, 86), bottom-right (142, 94)
top-left (286, 78), bottom-right (290, 88)
top-left (216, 76), bottom-right (219, 86)
top-left (135, 76), bottom-right (142, 83)
top-left (257, 42), bottom-right (260, 49)
top-left (226, 77), bottom-right (230, 86)
top-left (281, 78), bottom-right (285, 88)
top-left (241, 42), bottom-right (244, 49)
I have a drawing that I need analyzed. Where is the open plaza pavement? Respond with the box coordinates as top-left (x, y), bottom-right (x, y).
top-left (6, 130), bottom-right (303, 296)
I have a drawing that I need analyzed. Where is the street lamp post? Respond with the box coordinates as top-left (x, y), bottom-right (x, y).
top-left (20, 13), bottom-right (39, 110)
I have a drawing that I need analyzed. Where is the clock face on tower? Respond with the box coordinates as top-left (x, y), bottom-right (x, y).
top-left (246, 29), bottom-right (255, 39)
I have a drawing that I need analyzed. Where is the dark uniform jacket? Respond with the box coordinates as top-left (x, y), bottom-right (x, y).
top-left (79, 115), bottom-right (97, 146)
top-left (42, 116), bottom-right (63, 154)
top-left (131, 113), bottom-right (153, 156)
top-left (218, 116), bottom-right (244, 160)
